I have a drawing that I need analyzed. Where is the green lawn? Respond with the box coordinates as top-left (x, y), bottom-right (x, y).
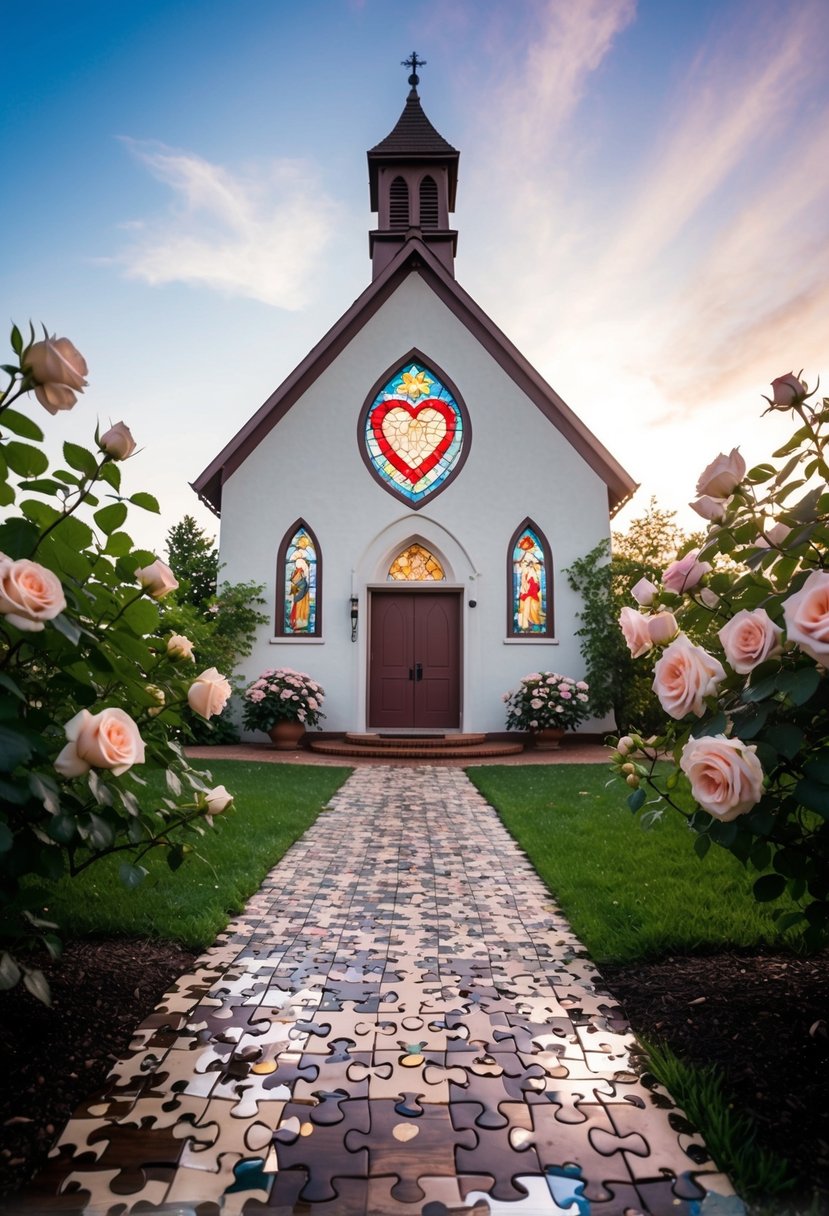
top-left (39, 762), bottom-right (351, 948)
top-left (467, 763), bottom-right (798, 963)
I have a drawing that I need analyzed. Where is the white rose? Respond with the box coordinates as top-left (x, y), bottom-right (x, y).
top-left (690, 495), bottom-right (727, 522)
top-left (0, 553), bottom-right (66, 632)
top-left (631, 577), bottom-right (658, 606)
top-left (188, 667), bottom-right (232, 719)
top-left (695, 448), bottom-right (746, 499)
top-left (55, 707), bottom-right (145, 778)
top-left (205, 785), bottom-right (233, 815)
top-left (100, 421), bottom-right (136, 461)
top-left (718, 609), bottom-right (783, 674)
top-left (652, 635), bottom-right (725, 719)
top-left (23, 335), bottom-right (88, 415)
top-left (167, 633), bottom-right (195, 661)
top-left (783, 570), bottom-right (829, 663)
top-left (619, 607), bottom-right (652, 659)
top-left (680, 734), bottom-right (764, 821)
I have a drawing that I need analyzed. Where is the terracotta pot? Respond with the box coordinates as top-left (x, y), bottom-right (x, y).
top-left (267, 720), bottom-right (306, 750)
top-left (533, 727), bottom-right (566, 750)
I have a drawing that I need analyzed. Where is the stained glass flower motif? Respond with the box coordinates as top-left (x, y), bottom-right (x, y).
top-left (388, 543), bottom-right (445, 581)
top-left (363, 359), bottom-right (466, 506)
top-left (281, 526), bottom-right (317, 635)
top-left (511, 525), bottom-right (548, 635)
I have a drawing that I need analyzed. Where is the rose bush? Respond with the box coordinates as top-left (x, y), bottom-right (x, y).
top-left (612, 374), bottom-right (829, 947)
top-left (0, 322), bottom-right (233, 1000)
top-left (504, 672), bottom-right (591, 733)
top-left (241, 668), bottom-right (326, 733)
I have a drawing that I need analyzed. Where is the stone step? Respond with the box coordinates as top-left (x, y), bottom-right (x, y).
top-left (342, 732), bottom-right (487, 749)
top-left (308, 738), bottom-right (524, 759)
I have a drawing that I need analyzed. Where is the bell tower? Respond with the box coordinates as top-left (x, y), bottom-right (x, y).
top-left (367, 53), bottom-right (460, 279)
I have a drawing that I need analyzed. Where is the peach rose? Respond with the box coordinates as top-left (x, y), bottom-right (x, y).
top-left (631, 577), bottom-right (657, 606)
top-left (662, 551), bottom-right (712, 594)
top-left (0, 553), bottom-right (66, 632)
top-left (619, 606), bottom-right (652, 658)
top-left (718, 609), bottom-right (783, 674)
top-left (54, 707), bottom-right (145, 778)
top-left (690, 495), bottom-right (727, 522)
top-left (770, 373), bottom-right (807, 409)
top-left (695, 448), bottom-right (746, 499)
top-left (167, 633), bottom-right (195, 661)
top-left (188, 667), bottom-right (232, 719)
top-left (99, 421), bottom-right (136, 461)
top-left (680, 734), bottom-right (764, 821)
top-left (136, 559), bottom-right (179, 599)
top-left (205, 785), bottom-right (233, 815)
top-left (652, 635), bottom-right (725, 719)
top-left (647, 611), bottom-right (678, 646)
top-left (23, 335), bottom-right (88, 414)
top-left (783, 570), bottom-right (829, 663)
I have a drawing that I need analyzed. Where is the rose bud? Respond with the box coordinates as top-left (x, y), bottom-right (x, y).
top-left (100, 421), bottom-right (136, 461)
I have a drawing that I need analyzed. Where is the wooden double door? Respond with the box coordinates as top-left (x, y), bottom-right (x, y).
top-left (368, 591), bottom-right (461, 730)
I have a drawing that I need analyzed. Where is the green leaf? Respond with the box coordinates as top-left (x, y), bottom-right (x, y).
top-left (119, 862), bottom-right (149, 890)
top-left (693, 834), bottom-right (711, 859)
top-left (0, 517), bottom-right (39, 558)
top-left (795, 778), bottom-right (829, 819)
top-left (18, 478), bottom-right (64, 495)
top-left (0, 482), bottom-right (15, 507)
top-left (0, 821), bottom-right (12, 852)
top-left (166, 768), bottom-right (182, 797)
top-left (753, 873), bottom-right (786, 902)
top-left (62, 441), bottom-right (98, 479)
top-left (129, 492), bottom-right (160, 514)
top-left (691, 711), bottom-right (727, 738)
top-left (731, 705), bottom-right (769, 740)
top-left (166, 844), bottom-right (185, 871)
top-left (122, 597), bottom-right (159, 636)
top-left (10, 324), bottom-right (23, 356)
top-left (741, 674), bottom-right (778, 703)
top-left (763, 723), bottom-right (804, 760)
top-left (84, 813), bottom-right (115, 851)
top-left (23, 969), bottom-right (51, 1006)
top-left (627, 787), bottom-right (646, 812)
top-left (99, 461), bottom-right (122, 490)
top-left (0, 725), bottom-right (33, 771)
top-left (746, 463), bottom-right (776, 483)
top-left (51, 613), bottom-right (82, 645)
top-left (48, 814), bottom-right (77, 845)
top-left (94, 502), bottom-right (128, 535)
top-left (0, 673), bottom-right (24, 701)
top-left (777, 667), bottom-right (821, 706)
top-left (3, 441), bottom-right (48, 478)
top-left (749, 840), bottom-right (771, 871)
top-left (54, 516), bottom-right (94, 551)
top-left (803, 756), bottom-right (829, 783)
top-left (0, 953), bottom-right (21, 990)
top-left (0, 408), bottom-right (43, 441)
top-left (104, 530), bottom-right (133, 557)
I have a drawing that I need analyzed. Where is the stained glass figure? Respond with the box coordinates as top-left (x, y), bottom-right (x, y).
top-left (362, 357), bottom-right (466, 507)
top-left (510, 523), bottom-right (551, 636)
top-left (277, 522), bottom-right (320, 636)
top-left (388, 543), bottom-right (445, 581)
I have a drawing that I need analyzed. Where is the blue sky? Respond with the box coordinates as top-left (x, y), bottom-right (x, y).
top-left (3, 0), bottom-right (828, 556)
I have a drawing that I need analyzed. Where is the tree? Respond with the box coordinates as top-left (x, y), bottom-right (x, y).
top-left (165, 515), bottom-right (219, 612)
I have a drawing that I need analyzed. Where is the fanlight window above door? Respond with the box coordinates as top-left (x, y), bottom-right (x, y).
top-left (360, 354), bottom-right (469, 508)
top-left (388, 543), bottom-right (445, 581)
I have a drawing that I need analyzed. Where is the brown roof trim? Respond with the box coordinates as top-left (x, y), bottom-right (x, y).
top-left (191, 238), bottom-right (637, 515)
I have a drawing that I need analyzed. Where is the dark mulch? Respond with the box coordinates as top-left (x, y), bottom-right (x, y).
top-left (0, 940), bottom-right (826, 1207)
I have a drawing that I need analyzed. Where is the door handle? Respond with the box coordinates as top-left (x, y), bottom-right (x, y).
top-left (415, 663), bottom-right (423, 682)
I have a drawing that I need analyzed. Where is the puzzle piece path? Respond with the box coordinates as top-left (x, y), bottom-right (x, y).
top-left (8, 767), bottom-right (742, 1215)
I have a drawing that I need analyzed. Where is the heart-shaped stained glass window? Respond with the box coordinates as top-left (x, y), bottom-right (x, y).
top-left (361, 357), bottom-right (467, 507)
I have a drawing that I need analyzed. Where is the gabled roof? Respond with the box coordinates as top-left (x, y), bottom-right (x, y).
top-left (368, 87), bottom-right (459, 211)
top-left (191, 237), bottom-right (638, 517)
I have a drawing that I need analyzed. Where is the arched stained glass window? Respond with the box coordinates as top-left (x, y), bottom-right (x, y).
top-left (276, 520), bottom-right (321, 637)
top-left (388, 543), bottom-right (445, 581)
top-left (360, 352), bottom-right (469, 509)
top-left (507, 520), bottom-right (553, 637)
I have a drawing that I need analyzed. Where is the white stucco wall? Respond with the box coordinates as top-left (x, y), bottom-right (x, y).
top-left (217, 274), bottom-right (612, 736)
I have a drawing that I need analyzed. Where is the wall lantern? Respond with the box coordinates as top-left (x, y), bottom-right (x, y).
top-left (350, 594), bottom-right (359, 642)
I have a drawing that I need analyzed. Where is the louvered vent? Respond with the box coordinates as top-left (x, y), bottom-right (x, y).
top-left (419, 176), bottom-right (439, 229)
top-left (389, 177), bottom-right (409, 229)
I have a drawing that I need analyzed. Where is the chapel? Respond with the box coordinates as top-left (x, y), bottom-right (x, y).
top-left (192, 59), bottom-right (637, 751)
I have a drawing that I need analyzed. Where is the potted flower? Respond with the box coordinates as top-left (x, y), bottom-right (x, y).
top-left (242, 667), bottom-right (326, 749)
top-left (504, 672), bottom-right (590, 749)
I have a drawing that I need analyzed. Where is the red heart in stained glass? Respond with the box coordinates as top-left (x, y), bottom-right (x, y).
top-left (370, 398), bottom-right (457, 484)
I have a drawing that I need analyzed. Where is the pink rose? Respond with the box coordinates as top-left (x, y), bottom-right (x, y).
top-left (718, 609), bottom-right (783, 674)
top-left (188, 667), bottom-right (232, 719)
top-left (783, 570), bottom-right (829, 663)
top-left (662, 551), bottom-right (712, 594)
top-left (205, 785), bottom-right (233, 815)
top-left (631, 577), bottom-right (658, 606)
top-left (652, 635), bottom-right (725, 719)
top-left (770, 373), bottom-right (807, 408)
top-left (23, 335), bottom-right (88, 414)
top-left (54, 707), bottom-right (145, 778)
top-left (99, 421), bottom-right (136, 461)
top-left (0, 554), bottom-right (66, 632)
top-left (136, 559), bottom-right (179, 599)
top-left (167, 633), bottom-right (195, 661)
top-left (695, 448), bottom-right (746, 499)
top-left (690, 495), bottom-right (727, 522)
top-left (680, 734), bottom-right (764, 821)
top-left (647, 611), bottom-right (678, 646)
top-left (620, 606), bottom-right (652, 658)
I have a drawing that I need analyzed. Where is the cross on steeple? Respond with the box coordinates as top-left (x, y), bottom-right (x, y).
top-left (401, 51), bottom-right (426, 89)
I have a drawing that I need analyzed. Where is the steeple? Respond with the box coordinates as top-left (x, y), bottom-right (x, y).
top-left (367, 55), bottom-right (459, 279)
